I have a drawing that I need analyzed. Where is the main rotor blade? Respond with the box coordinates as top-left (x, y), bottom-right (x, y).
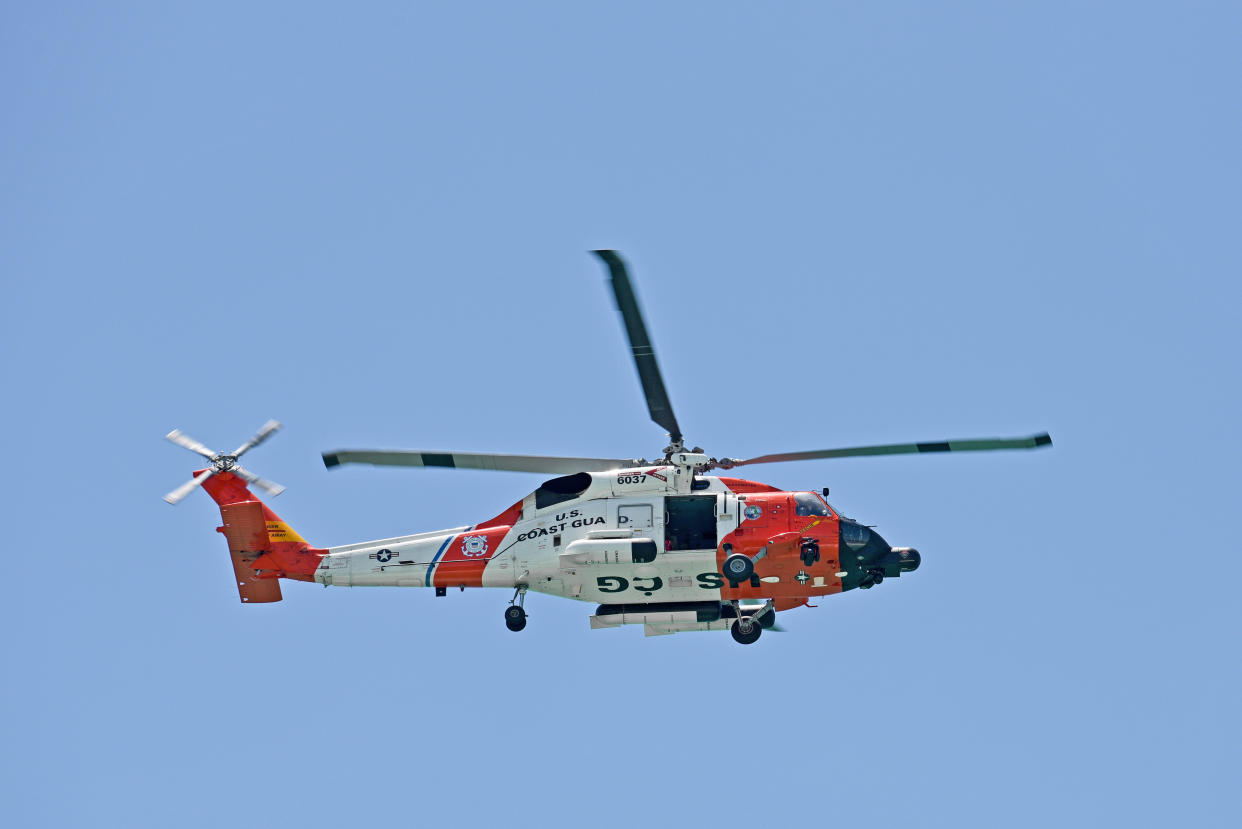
top-left (323, 449), bottom-right (645, 475)
top-left (720, 433), bottom-right (1052, 468)
top-left (592, 250), bottom-right (683, 445)
top-left (166, 429), bottom-right (217, 459)
top-left (231, 419), bottom-right (282, 458)
top-left (232, 464), bottom-right (286, 498)
top-left (163, 469), bottom-right (217, 505)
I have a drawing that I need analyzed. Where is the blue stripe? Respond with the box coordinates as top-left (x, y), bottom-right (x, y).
top-left (425, 535), bottom-right (455, 587)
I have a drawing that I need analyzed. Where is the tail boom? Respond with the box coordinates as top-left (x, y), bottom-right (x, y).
top-left (202, 471), bottom-right (325, 602)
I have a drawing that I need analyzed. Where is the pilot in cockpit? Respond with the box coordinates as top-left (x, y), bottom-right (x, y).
top-left (795, 492), bottom-right (832, 517)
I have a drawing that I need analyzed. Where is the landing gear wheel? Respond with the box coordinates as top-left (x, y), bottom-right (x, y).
top-left (731, 618), bottom-right (762, 645)
top-left (504, 605), bottom-right (527, 632)
top-left (756, 607), bottom-right (777, 629)
top-left (870, 569), bottom-right (884, 585)
top-left (800, 540), bottom-right (820, 567)
top-left (723, 554), bottom-right (754, 583)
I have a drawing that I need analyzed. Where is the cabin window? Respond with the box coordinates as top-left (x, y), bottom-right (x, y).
top-left (618, 503), bottom-right (653, 529)
top-left (841, 521), bottom-right (871, 550)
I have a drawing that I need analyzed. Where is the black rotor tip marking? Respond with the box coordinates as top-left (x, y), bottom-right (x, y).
top-left (1034, 433), bottom-right (1053, 447)
top-left (322, 453), bottom-right (340, 468)
top-left (916, 442), bottom-right (952, 453)
top-left (422, 453), bottom-right (456, 468)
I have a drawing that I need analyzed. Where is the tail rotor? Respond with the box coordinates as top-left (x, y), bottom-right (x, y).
top-left (163, 419), bottom-right (286, 504)
top-left (229, 419), bottom-right (282, 458)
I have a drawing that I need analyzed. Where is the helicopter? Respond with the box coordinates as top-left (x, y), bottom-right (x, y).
top-left (165, 250), bottom-right (1051, 644)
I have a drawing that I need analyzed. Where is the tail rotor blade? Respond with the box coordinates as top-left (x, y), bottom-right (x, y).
top-left (163, 469), bottom-right (217, 505)
top-left (232, 464), bottom-right (286, 498)
top-left (232, 419), bottom-right (282, 458)
top-left (166, 429), bottom-right (218, 459)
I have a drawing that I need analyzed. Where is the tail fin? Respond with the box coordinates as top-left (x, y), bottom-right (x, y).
top-left (201, 471), bottom-right (325, 603)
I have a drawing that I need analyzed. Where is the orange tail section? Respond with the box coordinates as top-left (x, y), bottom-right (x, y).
top-left (201, 471), bottom-right (326, 603)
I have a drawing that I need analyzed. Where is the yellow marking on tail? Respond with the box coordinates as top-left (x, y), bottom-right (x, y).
top-left (266, 520), bottom-right (306, 544)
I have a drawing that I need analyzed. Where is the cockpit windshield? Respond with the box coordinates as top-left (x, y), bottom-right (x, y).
top-left (795, 492), bottom-right (835, 517)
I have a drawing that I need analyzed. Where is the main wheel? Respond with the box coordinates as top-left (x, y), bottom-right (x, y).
top-left (722, 553), bottom-right (754, 583)
top-left (731, 618), bottom-right (762, 645)
top-left (504, 605), bottom-right (527, 632)
top-left (757, 607), bottom-right (777, 629)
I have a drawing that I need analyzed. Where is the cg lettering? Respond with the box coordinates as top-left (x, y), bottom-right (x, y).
top-left (597, 572), bottom-right (724, 594)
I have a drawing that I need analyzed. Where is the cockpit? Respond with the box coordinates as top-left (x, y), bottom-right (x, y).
top-left (794, 491), bottom-right (836, 517)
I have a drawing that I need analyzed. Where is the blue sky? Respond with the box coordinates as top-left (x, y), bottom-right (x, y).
top-left (3, 2), bottom-right (1239, 826)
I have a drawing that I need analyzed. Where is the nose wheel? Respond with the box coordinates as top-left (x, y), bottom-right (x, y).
top-left (505, 585), bottom-right (528, 631)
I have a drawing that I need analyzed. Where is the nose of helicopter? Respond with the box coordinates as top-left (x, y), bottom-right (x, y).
top-left (889, 547), bottom-right (921, 572)
top-left (839, 519), bottom-right (890, 562)
top-left (839, 520), bottom-right (920, 584)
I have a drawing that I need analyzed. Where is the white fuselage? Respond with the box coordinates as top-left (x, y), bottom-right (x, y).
top-left (313, 466), bottom-right (741, 606)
